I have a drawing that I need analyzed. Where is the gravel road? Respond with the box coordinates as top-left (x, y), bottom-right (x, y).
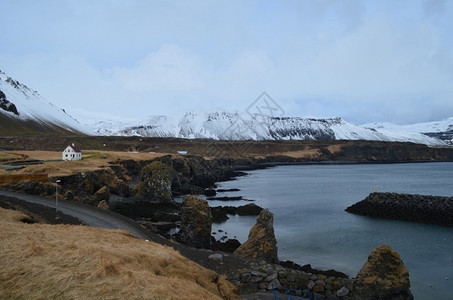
top-left (0, 189), bottom-right (152, 240)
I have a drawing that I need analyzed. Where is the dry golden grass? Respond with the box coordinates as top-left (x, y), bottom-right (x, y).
top-left (0, 207), bottom-right (238, 300)
top-left (277, 148), bottom-right (322, 159)
top-left (0, 150), bottom-right (171, 177)
top-left (326, 144), bottom-right (343, 154)
top-left (0, 152), bottom-right (26, 162)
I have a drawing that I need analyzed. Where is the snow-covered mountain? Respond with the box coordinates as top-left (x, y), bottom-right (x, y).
top-left (0, 70), bottom-right (92, 135)
top-left (363, 118), bottom-right (453, 145)
top-left (1, 69), bottom-right (450, 146)
top-left (89, 111), bottom-right (446, 146)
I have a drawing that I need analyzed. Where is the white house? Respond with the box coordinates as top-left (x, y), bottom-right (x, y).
top-left (62, 143), bottom-right (82, 161)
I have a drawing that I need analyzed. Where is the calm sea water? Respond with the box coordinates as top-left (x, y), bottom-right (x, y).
top-left (211, 163), bottom-right (453, 300)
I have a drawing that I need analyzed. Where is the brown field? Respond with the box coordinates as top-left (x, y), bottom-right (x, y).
top-left (0, 207), bottom-right (238, 299)
top-left (0, 150), bottom-right (171, 178)
top-left (277, 148), bottom-right (323, 159)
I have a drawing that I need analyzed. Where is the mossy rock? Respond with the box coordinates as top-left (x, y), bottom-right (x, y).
top-left (135, 161), bottom-right (173, 201)
top-left (176, 195), bottom-right (212, 248)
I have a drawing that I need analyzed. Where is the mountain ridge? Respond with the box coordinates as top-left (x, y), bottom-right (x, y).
top-left (89, 111), bottom-right (448, 146)
top-left (0, 70), bottom-right (92, 135)
top-left (1, 69), bottom-right (451, 146)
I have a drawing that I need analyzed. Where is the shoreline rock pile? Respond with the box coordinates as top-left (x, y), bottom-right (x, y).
top-left (228, 260), bottom-right (352, 299)
top-left (346, 192), bottom-right (453, 226)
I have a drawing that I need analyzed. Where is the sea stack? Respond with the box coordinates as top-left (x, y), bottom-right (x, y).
top-left (234, 209), bottom-right (278, 263)
top-left (352, 245), bottom-right (413, 300)
top-left (176, 195), bottom-right (212, 248)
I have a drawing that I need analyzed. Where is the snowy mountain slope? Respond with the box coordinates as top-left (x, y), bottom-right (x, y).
top-left (1, 69), bottom-right (448, 145)
top-left (90, 111), bottom-right (446, 146)
top-left (0, 70), bottom-right (93, 135)
top-left (363, 118), bottom-right (453, 145)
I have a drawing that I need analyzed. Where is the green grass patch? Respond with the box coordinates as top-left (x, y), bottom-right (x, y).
top-left (0, 152), bottom-right (22, 162)
top-left (82, 152), bottom-right (102, 160)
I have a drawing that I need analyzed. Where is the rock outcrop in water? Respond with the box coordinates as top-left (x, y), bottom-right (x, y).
top-left (211, 203), bottom-right (263, 223)
top-left (234, 209), bottom-right (278, 263)
top-left (346, 192), bottom-right (453, 226)
top-left (351, 245), bottom-right (413, 300)
top-left (176, 195), bottom-right (212, 248)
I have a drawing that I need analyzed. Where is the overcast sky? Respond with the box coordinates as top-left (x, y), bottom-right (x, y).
top-left (1, 0), bottom-right (452, 125)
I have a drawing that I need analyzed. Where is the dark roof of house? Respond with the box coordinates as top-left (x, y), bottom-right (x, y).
top-left (69, 144), bottom-right (81, 153)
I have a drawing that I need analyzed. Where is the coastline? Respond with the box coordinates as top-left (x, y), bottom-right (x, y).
top-left (2, 138), bottom-right (453, 298)
top-left (209, 162), bottom-right (453, 299)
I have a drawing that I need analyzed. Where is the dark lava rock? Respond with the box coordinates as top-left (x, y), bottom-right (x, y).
top-left (176, 195), bottom-right (212, 249)
top-left (108, 178), bottom-right (130, 197)
top-left (346, 192), bottom-right (453, 226)
top-left (216, 188), bottom-right (240, 192)
top-left (134, 161), bottom-right (172, 201)
top-left (94, 186), bottom-right (110, 202)
top-left (210, 204), bottom-right (263, 223)
top-left (207, 196), bottom-right (245, 201)
top-left (211, 238), bottom-right (241, 253)
top-left (204, 188), bottom-right (216, 197)
top-left (280, 260), bottom-right (348, 279)
top-left (210, 206), bottom-right (230, 223)
top-left (236, 203), bottom-right (263, 215)
top-left (0, 90), bottom-right (19, 116)
top-left (111, 201), bottom-right (181, 222)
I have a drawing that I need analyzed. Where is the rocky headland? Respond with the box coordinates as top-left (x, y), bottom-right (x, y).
top-left (346, 192), bottom-right (453, 226)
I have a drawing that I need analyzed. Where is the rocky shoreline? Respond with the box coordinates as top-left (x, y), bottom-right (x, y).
top-left (346, 192), bottom-right (453, 226)
top-left (2, 140), bottom-right (451, 299)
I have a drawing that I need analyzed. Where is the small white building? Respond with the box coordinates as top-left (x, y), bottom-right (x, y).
top-left (62, 143), bottom-right (82, 161)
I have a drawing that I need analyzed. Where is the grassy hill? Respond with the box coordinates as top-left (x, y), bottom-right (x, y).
top-left (0, 207), bottom-right (238, 299)
top-left (0, 114), bottom-right (88, 136)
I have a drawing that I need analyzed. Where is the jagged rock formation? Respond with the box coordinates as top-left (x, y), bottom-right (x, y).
top-left (134, 161), bottom-right (173, 201)
top-left (176, 195), bottom-right (212, 248)
top-left (0, 90), bottom-right (19, 115)
top-left (351, 245), bottom-right (413, 300)
top-left (234, 209), bottom-right (278, 263)
top-left (94, 186), bottom-right (110, 202)
top-left (97, 200), bottom-right (110, 210)
top-left (346, 192), bottom-right (453, 226)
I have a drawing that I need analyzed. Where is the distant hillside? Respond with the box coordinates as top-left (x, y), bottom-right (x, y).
top-left (363, 118), bottom-right (453, 145)
top-left (0, 207), bottom-right (238, 299)
top-left (0, 70), bottom-right (92, 136)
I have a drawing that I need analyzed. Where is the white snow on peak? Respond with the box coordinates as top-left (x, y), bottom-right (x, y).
top-left (0, 70), bottom-right (93, 134)
top-left (1, 69), bottom-right (449, 146)
top-left (363, 118), bottom-right (453, 133)
top-left (90, 111), bottom-right (447, 146)
top-left (362, 118), bottom-right (453, 145)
